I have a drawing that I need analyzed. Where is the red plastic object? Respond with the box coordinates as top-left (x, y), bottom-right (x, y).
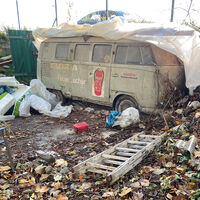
top-left (73, 122), bottom-right (89, 134)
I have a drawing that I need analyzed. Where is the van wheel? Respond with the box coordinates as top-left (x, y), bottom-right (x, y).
top-left (52, 90), bottom-right (66, 105)
top-left (115, 95), bottom-right (137, 112)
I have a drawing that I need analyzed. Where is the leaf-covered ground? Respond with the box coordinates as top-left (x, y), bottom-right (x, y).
top-left (0, 100), bottom-right (199, 200)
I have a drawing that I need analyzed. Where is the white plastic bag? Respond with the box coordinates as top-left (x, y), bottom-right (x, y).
top-left (19, 96), bottom-right (31, 117)
top-left (187, 101), bottom-right (200, 110)
top-left (44, 102), bottom-right (72, 118)
top-left (30, 95), bottom-right (51, 114)
top-left (30, 79), bottom-right (59, 107)
top-left (113, 107), bottom-right (140, 128)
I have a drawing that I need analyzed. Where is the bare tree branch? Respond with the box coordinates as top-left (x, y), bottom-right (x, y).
top-left (185, 0), bottom-right (193, 23)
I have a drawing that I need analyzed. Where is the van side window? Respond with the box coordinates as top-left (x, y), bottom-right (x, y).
top-left (92, 44), bottom-right (112, 63)
top-left (115, 45), bottom-right (142, 65)
top-left (114, 46), bottom-right (127, 64)
top-left (127, 46), bottom-right (142, 64)
top-left (74, 44), bottom-right (90, 62)
top-left (141, 46), bottom-right (155, 65)
top-left (55, 43), bottom-right (70, 60)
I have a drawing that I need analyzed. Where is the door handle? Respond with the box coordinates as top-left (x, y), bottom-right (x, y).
top-left (112, 73), bottom-right (119, 77)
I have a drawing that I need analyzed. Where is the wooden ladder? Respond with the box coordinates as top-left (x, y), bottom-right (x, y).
top-left (73, 132), bottom-right (167, 184)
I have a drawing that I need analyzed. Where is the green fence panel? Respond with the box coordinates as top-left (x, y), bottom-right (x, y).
top-left (8, 30), bottom-right (37, 82)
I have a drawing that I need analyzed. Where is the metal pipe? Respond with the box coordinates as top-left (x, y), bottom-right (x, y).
top-left (170, 0), bottom-right (175, 22)
top-left (55, 0), bottom-right (58, 26)
top-left (0, 128), bottom-right (15, 171)
top-left (16, 0), bottom-right (21, 29)
top-left (106, 0), bottom-right (108, 20)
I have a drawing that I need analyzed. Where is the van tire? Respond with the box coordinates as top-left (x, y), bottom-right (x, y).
top-left (115, 95), bottom-right (137, 112)
top-left (52, 90), bottom-right (66, 105)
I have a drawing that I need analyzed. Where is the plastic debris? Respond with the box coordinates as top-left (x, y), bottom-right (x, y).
top-left (44, 103), bottom-right (72, 118)
top-left (113, 107), bottom-right (140, 128)
top-left (73, 122), bottom-right (89, 134)
top-left (30, 79), bottom-right (59, 107)
top-left (176, 135), bottom-right (197, 155)
top-left (106, 111), bottom-right (120, 127)
top-left (0, 92), bottom-right (15, 115)
top-left (30, 94), bottom-right (51, 114)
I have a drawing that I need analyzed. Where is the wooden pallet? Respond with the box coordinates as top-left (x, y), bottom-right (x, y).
top-left (73, 132), bottom-right (167, 184)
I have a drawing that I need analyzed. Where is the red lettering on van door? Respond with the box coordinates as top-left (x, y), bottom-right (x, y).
top-left (94, 69), bottom-right (104, 96)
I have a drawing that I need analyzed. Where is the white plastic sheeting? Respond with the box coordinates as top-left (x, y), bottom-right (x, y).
top-left (33, 17), bottom-right (200, 93)
top-left (30, 79), bottom-right (59, 107)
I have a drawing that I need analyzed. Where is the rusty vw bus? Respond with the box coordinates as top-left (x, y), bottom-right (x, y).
top-left (37, 36), bottom-right (185, 112)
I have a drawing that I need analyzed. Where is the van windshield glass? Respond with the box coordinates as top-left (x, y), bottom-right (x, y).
top-left (55, 43), bottom-right (70, 60)
top-left (92, 44), bottom-right (112, 63)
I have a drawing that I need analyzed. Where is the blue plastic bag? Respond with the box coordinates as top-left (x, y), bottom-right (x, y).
top-left (106, 110), bottom-right (121, 127)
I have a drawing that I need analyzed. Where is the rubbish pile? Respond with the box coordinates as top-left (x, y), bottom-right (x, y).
top-left (0, 77), bottom-right (73, 121)
top-left (106, 107), bottom-right (140, 128)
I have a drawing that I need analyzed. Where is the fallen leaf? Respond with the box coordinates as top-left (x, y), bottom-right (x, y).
top-left (140, 179), bottom-right (150, 187)
top-left (165, 162), bottom-right (176, 168)
top-left (119, 187), bottom-right (132, 197)
top-left (55, 159), bottom-right (68, 167)
top-left (194, 151), bottom-right (200, 158)
top-left (176, 167), bottom-right (186, 174)
top-left (35, 185), bottom-right (49, 196)
top-left (57, 194), bottom-right (68, 200)
top-left (195, 112), bottom-right (200, 118)
top-left (1, 147), bottom-right (6, 152)
top-left (81, 182), bottom-right (91, 190)
top-left (40, 174), bottom-right (49, 182)
top-left (166, 193), bottom-right (173, 199)
top-left (131, 182), bottom-right (141, 188)
top-left (0, 166), bottom-right (11, 172)
top-left (132, 192), bottom-right (144, 200)
top-left (152, 168), bottom-right (166, 175)
top-left (102, 192), bottom-right (114, 198)
top-left (35, 164), bottom-right (45, 175)
top-left (0, 184), bottom-right (10, 190)
top-left (54, 173), bottom-right (62, 181)
top-left (19, 179), bottom-right (27, 184)
top-left (51, 182), bottom-right (61, 190)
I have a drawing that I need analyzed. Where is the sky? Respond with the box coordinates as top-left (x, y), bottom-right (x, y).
top-left (0, 0), bottom-right (200, 30)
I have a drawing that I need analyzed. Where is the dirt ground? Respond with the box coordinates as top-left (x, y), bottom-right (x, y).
top-left (0, 101), bottom-right (199, 200)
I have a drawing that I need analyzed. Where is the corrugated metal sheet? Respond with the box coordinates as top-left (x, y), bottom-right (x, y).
top-left (8, 30), bottom-right (37, 82)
